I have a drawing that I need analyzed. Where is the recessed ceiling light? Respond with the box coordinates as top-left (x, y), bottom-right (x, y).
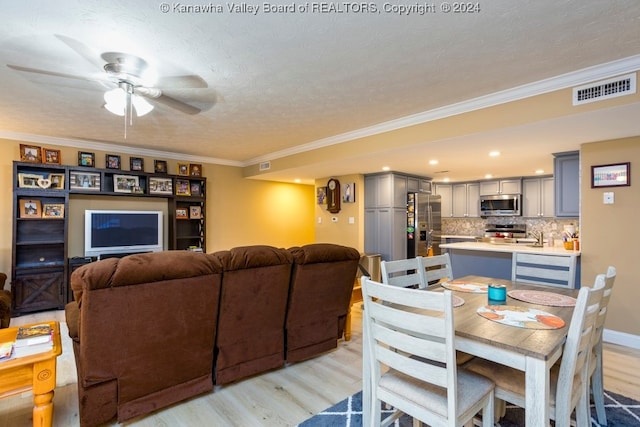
top-left (489, 151), bottom-right (501, 157)
top-left (442, 177), bottom-right (450, 183)
top-left (429, 159), bottom-right (439, 165)
top-left (382, 166), bottom-right (390, 171)
top-left (535, 169), bottom-right (545, 175)
top-left (485, 174), bottom-right (493, 179)
top-left (294, 178), bottom-right (301, 183)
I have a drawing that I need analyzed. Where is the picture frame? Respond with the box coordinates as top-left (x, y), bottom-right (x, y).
top-left (42, 203), bottom-right (65, 219)
top-left (42, 148), bottom-right (61, 165)
top-left (114, 174), bottom-right (140, 193)
top-left (591, 162), bottom-right (630, 188)
top-left (49, 173), bottom-right (65, 190)
top-left (189, 163), bottom-right (202, 177)
top-left (149, 177), bottom-right (174, 195)
top-left (20, 144), bottom-right (42, 163)
top-left (317, 186), bottom-right (327, 205)
top-left (190, 206), bottom-right (202, 219)
top-left (70, 171), bottom-right (101, 191)
top-left (177, 163), bottom-right (189, 176)
top-left (176, 208), bottom-right (189, 219)
top-left (190, 181), bottom-right (201, 197)
top-left (106, 154), bottom-right (121, 170)
top-left (175, 179), bottom-right (191, 196)
top-left (78, 151), bottom-right (95, 167)
top-left (17, 173), bottom-right (42, 189)
top-left (130, 157), bottom-right (144, 171)
top-left (342, 182), bottom-right (355, 203)
top-left (19, 199), bottom-right (41, 218)
top-left (154, 160), bottom-right (168, 174)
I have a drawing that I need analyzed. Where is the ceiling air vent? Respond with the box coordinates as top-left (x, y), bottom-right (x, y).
top-left (573, 73), bottom-right (636, 106)
top-left (259, 161), bottom-right (271, 171)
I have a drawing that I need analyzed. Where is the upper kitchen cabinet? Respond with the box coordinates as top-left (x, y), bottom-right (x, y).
top-left (554, 151), bottom-right (580, 217)
top-left (479, 178), bottom-right (522, 195)
top-left (522, 176), bottom-right (554, 218)
top-left (452, 182), bottom-right (480, 218)
top-left (364, 173), bottom-right (407, 208)
top-left (408, 177), bottom-right (432, 194)
top-left (434, 184), bottom-right (453, 218)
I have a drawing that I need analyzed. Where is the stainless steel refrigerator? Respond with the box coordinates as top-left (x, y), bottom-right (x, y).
top-left (407, 192), bottom-right (442, 257)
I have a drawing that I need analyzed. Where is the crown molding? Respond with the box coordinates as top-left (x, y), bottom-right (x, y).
top-left (245, 55), bottom-right (640, 166)
top-left (0, 130), bottom-right (243, 166)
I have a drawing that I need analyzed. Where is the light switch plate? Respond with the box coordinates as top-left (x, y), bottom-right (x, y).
top-left (348, 216), bottom-right (355, 224)
top-left (331, 216), bottom-right (338, 222)
top-left (603, 192), bottom-right (614, 204)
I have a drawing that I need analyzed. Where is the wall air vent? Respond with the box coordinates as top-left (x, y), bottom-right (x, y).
top-left (259, 161), bottom-right (271, 171)
top-left (573, 73), bottom-right (636, 106)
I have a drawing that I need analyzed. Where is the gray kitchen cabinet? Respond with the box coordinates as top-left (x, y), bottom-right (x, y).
top-left (408, 177), bottom-right (432, 193)
top-left (434, 184), bottom-right (453, 218)
top-left (523, 176), bottom-right (555, 217)
top-left (479, 178), bottom-right (522, 195)
top-left (364, 207), bottom-right (407, 261)
top-left (364, 173), bottom-right (407, 208)
top-left (452, 182), bottom-right (480, 217)
top-left (554, 151), bottom-right (580, 217)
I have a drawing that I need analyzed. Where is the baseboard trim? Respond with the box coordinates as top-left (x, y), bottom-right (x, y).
top-left (603, 328), bottom-right (640, 350)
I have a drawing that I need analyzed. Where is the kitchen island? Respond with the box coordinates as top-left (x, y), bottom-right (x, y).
top-left (440, 241), bottom-right (581, 286)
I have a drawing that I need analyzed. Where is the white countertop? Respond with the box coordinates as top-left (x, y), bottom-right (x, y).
top-left (440, 241), bottom-right (581, 256)
top-left (441, 235), bottom-right (479, 239)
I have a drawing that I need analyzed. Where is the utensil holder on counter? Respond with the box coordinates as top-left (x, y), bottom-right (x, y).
top-left (563, 241), bottom-right (574, 250)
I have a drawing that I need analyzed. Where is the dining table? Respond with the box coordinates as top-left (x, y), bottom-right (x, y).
top-left (361, 274), bottom-right (580, 427)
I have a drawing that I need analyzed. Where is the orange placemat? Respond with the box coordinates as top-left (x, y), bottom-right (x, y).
top-left (441, 281), bottom-right (488, 293)
top-left (508, 289), bottom-right (576, 307)
top-left (452, 295), bottom-right (465, 307)
top-left (477, 305), bottom-right (565, 329)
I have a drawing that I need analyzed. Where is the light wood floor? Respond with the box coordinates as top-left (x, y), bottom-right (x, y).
top-left (1, 305), bottom-right (638, 427)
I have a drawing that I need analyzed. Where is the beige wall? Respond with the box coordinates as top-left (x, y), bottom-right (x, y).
top-left (581, 136), bottom-right (639, 337)
top-left (0, 139), bottom-right (320, 283)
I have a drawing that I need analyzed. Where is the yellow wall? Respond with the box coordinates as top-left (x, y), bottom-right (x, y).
top-left (581, 137), bottom-right (640, 336)
top-left (0, 139), bottom-right (318, 283)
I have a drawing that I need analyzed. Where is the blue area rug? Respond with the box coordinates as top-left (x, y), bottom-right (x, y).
top-left (297, 390), bottom-right (640, 426)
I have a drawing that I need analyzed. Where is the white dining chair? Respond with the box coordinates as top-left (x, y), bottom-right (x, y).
top-left (511, 252), bottom-right (577, 288)
top-left (361, 277), bottom-right (495, 427)
top-left (465, 275), bottom-right (605, 426)
top-left (420, 253), bottom-right (454, 287)
top-left (590, 265), bottom-right (617, 425)
top-left (380, 256), bottom-right (428, 289)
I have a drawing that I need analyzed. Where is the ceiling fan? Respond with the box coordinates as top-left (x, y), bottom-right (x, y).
top-left (6, 35), bottom-right (215, 137)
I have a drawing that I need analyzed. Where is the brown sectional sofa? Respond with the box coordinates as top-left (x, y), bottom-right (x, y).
top-left (65, 243), bottom-right (360, 426)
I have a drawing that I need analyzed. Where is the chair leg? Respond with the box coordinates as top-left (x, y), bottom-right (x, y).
top-left (482, 391), bottom-right (495, 427)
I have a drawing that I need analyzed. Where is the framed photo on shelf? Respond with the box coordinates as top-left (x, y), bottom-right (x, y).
top-left (154, 160), bottom-right (168, 174)
top-left (106, 154), bottom-right (121, 170)
top-left (19, 199), bottom-right (41, 218)
top-left (149, 177), bottom-right (174, 195)
top-left (49, 173), bottom-right (65, 190)
top-left (190, 181), bottom-right (201, 197)
top-left (42, 203), bottom-right (65, 219)
top-left (78, 151), bottom-right (95, 167)
top-left (591, 162), bottom-right (630, 188)
top-left (17, 173), bottom-right (42, 189)
top-left (177, 163), bottom-right (189, 176)
top-left (190, 206), bottom-right (202, 219)
top-left (176, 208), bottom-right (189, 219)
top-left (20, 144), bottom-right (42, 163)
top-left (175, 179), bottom-right (191, 196)
top-left (42, 148), bottom-right (61, 165)
top-left (189, 163), bottom-right (202, 177)
top-left (70, 171), bottom-right (101, 191)
top-left (114, 175), bottom-right (140, 193)
top-left (130, 157), bottom-right (144, 171)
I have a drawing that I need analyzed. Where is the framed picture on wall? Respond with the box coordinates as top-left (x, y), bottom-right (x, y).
top-left (591, 162), bottom-right (630, 188)
top-left (78, 151), bottom-right (95, 167)
top-left (70, 171), bottom-right (101, 191)
top-left (20, 144), bottom-right (42, 163)
top-left (342, 182), bottom-right (355, 203)
top-left (130, 157), bottom-right (144, 171)
top-left (106, 154), bottom-right (121, 170)
top-left (317, 186), bottom-right (327, 205)
top-left (42, 148), bottom-right (61, 164)
top-left (154, 160), bottom-right (168, 174)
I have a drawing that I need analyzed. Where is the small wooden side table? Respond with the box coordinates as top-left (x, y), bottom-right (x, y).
top-left (0, 321), bottom-right (62, 427)
top-left (344, 278), bottom-right (362, 341)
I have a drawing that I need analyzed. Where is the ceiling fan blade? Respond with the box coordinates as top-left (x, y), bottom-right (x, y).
top-left (140, 91), bottom-right (202, 115)
top-left (156, 75), bottom-right (208, 89)
top-left (54, 34), bottom-right (105, 71)
top-left (7, 64), bottom-right (103, 83)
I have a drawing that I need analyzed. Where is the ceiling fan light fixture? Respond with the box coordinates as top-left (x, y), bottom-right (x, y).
top-left (103, 86), bottom-right (154, 117)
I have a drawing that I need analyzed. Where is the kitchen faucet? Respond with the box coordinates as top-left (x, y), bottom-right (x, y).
top-left (529, 231), bottom-right (544, 246)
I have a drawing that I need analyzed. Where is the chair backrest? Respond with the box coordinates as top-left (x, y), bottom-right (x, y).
top-left (420, 253), bottom-right (454, 286)
top-left (380, 256), bottom-right (428, 289)
top-left (511, 252), bottom-right (577, 288)
top-left (555, 275), bottom-right (605, 422)
top-left (361, 277), bottom-right (459, 419)
top-left (590, 266), bottom-right (617, 370)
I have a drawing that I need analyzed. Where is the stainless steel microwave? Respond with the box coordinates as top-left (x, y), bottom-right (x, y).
top-left (479, 194), bottom-right (521, 216)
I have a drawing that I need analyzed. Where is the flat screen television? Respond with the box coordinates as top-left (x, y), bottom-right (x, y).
top-left (84, 210), bottom-right (164, 258)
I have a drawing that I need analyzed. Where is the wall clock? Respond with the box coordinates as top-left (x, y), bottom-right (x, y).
top-left (326, 178), bottom-right (341, 213)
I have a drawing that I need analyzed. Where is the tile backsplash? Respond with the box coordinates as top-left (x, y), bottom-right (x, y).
top-left (442, 217), bottom-right (580, 241)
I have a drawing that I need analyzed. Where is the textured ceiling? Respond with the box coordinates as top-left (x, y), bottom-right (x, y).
top-left (2, 1), bottom-right (640, 183)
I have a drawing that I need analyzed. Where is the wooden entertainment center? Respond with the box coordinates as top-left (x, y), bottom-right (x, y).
top-left (11, 161), bottom-right (207, 316)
